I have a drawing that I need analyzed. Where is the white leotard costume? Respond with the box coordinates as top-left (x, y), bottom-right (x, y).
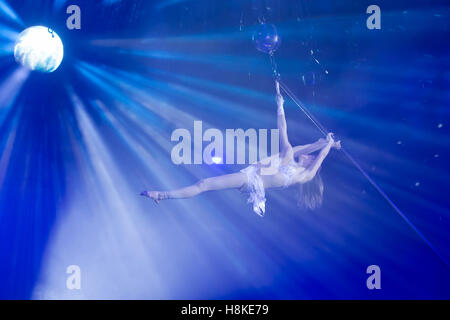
top-left (240, 157), bottom-right (305, 217)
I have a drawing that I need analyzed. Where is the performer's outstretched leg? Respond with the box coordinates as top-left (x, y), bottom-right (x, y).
top-left (141, 173), bottom-right (247, 203)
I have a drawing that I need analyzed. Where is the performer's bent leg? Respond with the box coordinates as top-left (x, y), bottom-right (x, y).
top-left (141, 173), bottom-right (247, 203)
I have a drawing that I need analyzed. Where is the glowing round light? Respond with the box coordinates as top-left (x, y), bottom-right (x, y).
top-left (14, 26), bottom-right (64, 73)
top-left (211, 157), bottom-right (222, 164)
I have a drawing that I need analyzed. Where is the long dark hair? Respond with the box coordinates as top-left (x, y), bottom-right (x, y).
top-left (297, 171), bottom-right (324, 210)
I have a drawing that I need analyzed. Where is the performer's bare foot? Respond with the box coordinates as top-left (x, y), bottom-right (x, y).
top-left (140, 191), bottom-right (166, 204)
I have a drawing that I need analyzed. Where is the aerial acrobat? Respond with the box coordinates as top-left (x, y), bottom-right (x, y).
top-left (141, 81), bottom-right (341, 216)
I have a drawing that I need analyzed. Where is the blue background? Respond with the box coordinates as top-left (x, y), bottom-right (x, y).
top-left (0, 0), bottom-right (449, 299)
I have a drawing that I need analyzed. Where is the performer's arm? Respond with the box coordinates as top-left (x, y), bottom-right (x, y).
top-left (302, 134), bottom-right (334, 181)
top-left (293, 136), bottom-right (341, 156)
top-left (292, 139), bottom-right (328, 156)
